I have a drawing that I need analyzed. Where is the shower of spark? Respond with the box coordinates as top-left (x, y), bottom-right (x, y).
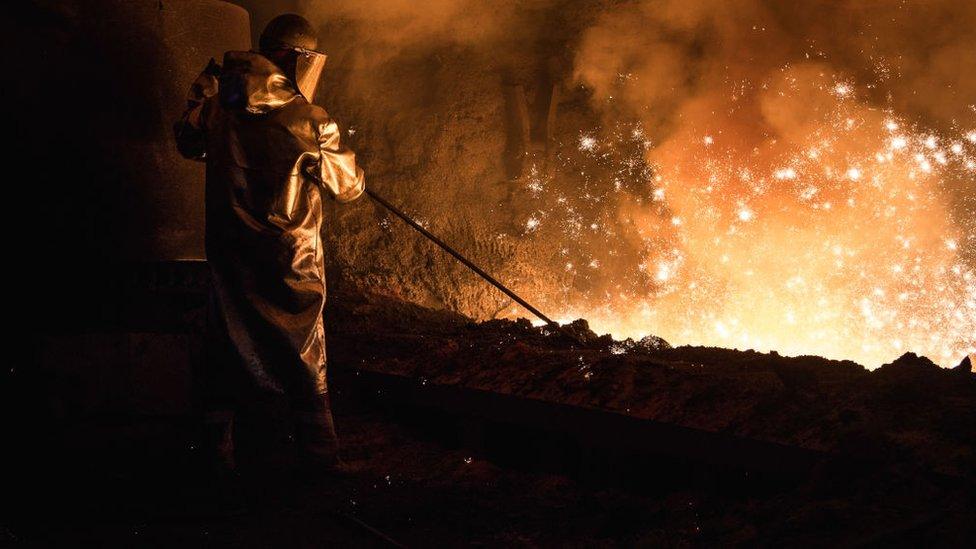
top-left (519, 71), bottom-right (976, 369)
top-left (306, 0), bottom-right (976, 367)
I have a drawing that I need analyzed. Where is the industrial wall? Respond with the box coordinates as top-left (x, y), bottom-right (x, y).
top-left (11, 0), bottom-right (250, 417)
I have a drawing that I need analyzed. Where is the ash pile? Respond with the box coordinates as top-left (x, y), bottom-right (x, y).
top-left (328, 289), bottom-right (976, 479)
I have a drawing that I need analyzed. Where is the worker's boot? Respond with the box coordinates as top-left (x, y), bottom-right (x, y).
top-left (194, 410), bottom-right (246, 516)
top-left (294, 393), bottom-right (355, 476)
top-left (202, 410), bottom-right (236, 476)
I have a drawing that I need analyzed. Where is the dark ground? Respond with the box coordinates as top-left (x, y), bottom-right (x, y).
top-left (6, 290), bottom-right (975, 547)
top-left (7, 382), bottom-right (973, 548)
top-left (0, 390), bottom-right (798, 547)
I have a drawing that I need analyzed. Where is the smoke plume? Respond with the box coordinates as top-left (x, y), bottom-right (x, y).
top-left (299, 0), bottom-right (975, 367)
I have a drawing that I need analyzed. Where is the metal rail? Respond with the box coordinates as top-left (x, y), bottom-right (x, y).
top-left (334, 510), bottom-right (407, 548)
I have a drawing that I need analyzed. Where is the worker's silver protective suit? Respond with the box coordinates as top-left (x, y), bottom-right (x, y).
top-left (175, 50), bottom-right (363, 461)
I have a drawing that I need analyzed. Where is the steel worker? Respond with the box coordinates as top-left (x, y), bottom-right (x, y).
top-left (175, 13), bottom-right (363, 477)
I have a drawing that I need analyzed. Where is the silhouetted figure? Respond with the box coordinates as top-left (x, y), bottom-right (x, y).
top-left (175, 13), bottom-right (364, 478)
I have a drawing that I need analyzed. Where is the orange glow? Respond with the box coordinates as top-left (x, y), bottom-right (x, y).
top-left (527, 66), bottom-right (975, 368)
top-left (305, 0), bottom-right (976, 368)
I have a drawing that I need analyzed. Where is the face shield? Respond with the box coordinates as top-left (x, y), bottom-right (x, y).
top-left (293, 47), bottom-right (327, 101)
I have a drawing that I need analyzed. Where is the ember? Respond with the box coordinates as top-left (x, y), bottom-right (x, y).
top-left (542, 110), bottom-right (976, 368)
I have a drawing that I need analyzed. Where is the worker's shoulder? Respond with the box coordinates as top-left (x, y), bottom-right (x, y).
top-left (280, 100), bottom-right (337, 133)
top-left (286, 100), bottom-right (332, 122)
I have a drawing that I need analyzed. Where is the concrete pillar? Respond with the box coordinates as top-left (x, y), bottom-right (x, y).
top-left (14, 0), bottom-right (251, 263)
top-left (12, 1), bottom-right (250, 417)
top-left (106, 0), bottom-right (252, 260)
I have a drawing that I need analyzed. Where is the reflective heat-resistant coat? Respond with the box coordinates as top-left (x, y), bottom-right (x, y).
top-left (176, 51), bottom-right (364, 407)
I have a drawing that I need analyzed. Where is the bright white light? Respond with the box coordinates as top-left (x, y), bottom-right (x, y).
top-left (579, 135), bottom-right (597, 152)
top-left (656, 263), bottom-right (671, 282)
top-left (774, 167), bottom-right (797, 180)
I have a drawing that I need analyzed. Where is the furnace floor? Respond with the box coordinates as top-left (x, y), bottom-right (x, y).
top-left (6, 383), bottom-right (973, 547)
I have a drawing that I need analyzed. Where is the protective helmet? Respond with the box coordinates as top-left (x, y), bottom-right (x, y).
top-left (260, 13), bottom-right (318, 53)
top-left (259, 14), bottom-right (327, 101)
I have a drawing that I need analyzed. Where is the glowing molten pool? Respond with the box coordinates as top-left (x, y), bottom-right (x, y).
top-left (306, 0), bottom-right (976, 368)
top-left (523, 68), bottom-right (975, 369)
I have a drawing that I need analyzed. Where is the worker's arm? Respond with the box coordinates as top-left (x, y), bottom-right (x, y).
top-left (174, 58), bottom-right (220, 161)
top-left (314, 116), bottom-right (365, 203)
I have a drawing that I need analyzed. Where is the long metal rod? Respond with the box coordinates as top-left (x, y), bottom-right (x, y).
top-left (365, 188), bottom-right (557, 327)
top-left (333, 511), bottom-right (406, 548)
